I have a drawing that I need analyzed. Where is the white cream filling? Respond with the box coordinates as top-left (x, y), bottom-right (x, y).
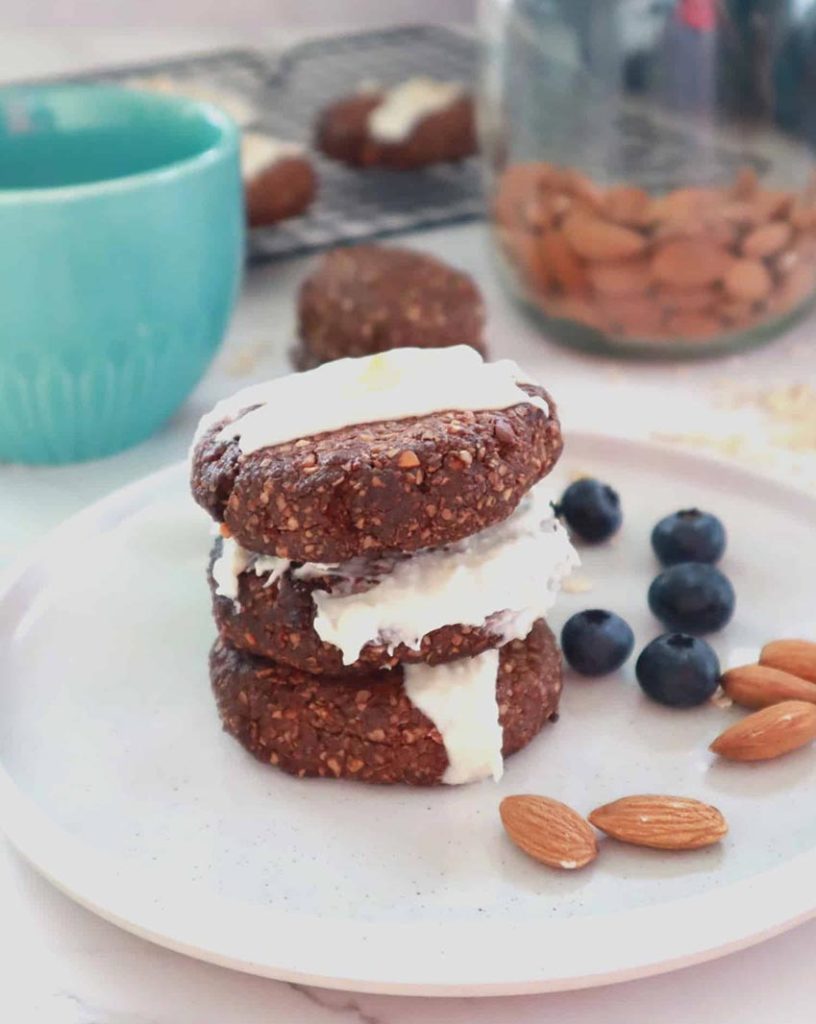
top-left (368, 77), bottom-right (464, 144)
top-left (241, 131), bottom-right (305, 182)
top-left (211, 537), bottom-right (252, 601)
top-left (194, 346), bottom-right (548, 455)
top-left (212, 483), bottom-right (578, 663)
top-left (126, 74), bottom-right (255, 126)
top-left (404, 649), bottom-right (503, 785)
top-left (212, 542), bottom-right (289, 602)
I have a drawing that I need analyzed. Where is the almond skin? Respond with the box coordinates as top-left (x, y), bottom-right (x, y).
top-left (657, 284), bottom-right (718, 313)
top-left (587, 258), bottom-right (651, 297)
top-left (710, 700), bottom-right (816, 761)
top-left (599, 295), bottom-right (665, 335)
top-left (500, 795), bottom-right (598, 870)
top-left (648, 187), bottom-right (721, 223)
top-left (562, 213), bottom-right (646, 262)
top-left (721, 664), bottom-right (816, 709)
top-left (651, 238), bottom-right (733, 288)
top-left (760, 639), bottom-right (816, 683)
top-left (742, 220), bottom-right (792, 259)
top-left (588, 795), bottom-right (727, 850)
top-left (539, 230), bottom-right (589, 294)
top-left (664, 311), bottom-right (722, 340)
top-left (724, 259), bottom-right (772, 302)
top-left (603, 184), bottom-right (652, 227)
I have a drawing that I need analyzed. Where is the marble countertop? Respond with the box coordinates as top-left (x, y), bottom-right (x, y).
top-left (2, 28), bottom-right (816, 1024)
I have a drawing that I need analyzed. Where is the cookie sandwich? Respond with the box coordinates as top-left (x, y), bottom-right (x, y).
top-left (191, 346), bottom-right (577, 785)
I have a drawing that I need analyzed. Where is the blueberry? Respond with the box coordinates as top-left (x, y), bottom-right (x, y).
top-left (561, 609), bottom-right (635, 677)
top-left (556, 478), bottom-right (622, 543)
top-left (636, 633), bottom-right (720, 707)
top-left (652, 509), bottom-right (726, 566)
top-left (648, 562), bottom-right (735, 634)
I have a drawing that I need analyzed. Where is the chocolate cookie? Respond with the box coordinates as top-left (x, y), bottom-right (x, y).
top-left (209, 540), bottom-right (505, 674)
top-left (191, 383), bottom-right (562, 563)
top-left (241, 133), bottom-right (316, 227)
top-left (295, 245), bottom-right (486, 367)
top-left (315, 85), bottom-right (476, 169)
top-left (210, 620), bottom-right (562, 785)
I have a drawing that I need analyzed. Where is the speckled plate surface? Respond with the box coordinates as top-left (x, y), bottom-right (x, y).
top-left (1, 434), bottom-right (815, 996)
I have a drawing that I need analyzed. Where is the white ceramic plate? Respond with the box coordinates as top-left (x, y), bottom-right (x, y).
top-left (1, 433), bottom-right (815, 996)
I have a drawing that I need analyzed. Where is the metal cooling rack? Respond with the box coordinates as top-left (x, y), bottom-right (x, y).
top-left (30, 27), bottom-right (482, 263)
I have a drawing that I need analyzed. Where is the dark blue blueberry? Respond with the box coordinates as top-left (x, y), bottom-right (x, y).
top-left (652, 509), bottom-right (727, 566)
top-left (636, 633), bottom-right (720, 707)
top-left (561, 609), bottom-right (635, 677)
top-left (648, 562), bottom-right (735, 634)
top-left (556, 478), bottom-right (622, 543)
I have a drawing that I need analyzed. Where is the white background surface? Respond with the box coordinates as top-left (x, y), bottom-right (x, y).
top-left (1, 24), bottom-right (815, 1024)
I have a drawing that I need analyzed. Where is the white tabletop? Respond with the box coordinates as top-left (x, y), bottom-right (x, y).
top-left (2, 28), bottom-right (816, 1024)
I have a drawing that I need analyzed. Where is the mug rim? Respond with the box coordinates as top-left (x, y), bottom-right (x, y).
top-left (0, 82), bottom-right (240, 203)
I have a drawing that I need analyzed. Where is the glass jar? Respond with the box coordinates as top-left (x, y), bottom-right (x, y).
top-left (481, 0), bottom-right (816, 357)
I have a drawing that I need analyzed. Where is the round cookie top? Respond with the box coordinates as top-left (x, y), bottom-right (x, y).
top-left (297, 245), bottom-right (485, 363)
top-left (190, 346), bottom-right (563, 562)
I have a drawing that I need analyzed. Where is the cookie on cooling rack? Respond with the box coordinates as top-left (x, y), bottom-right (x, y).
top-left (315, 77), bottom-right (477, 169)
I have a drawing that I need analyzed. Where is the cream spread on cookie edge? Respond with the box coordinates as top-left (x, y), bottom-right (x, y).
top-left (368, 77), bottom-right (464, 144)
top-left (212, 482), bottom-right (578, 663)
top-left (404, 650), bottom-right (503, 785)
top-left (241, 132), bottom-right (306, 181)
top-left (195, 346), bottom-right (548, 454)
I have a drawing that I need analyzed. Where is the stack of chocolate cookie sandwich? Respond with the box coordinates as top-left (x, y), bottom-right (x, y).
top-left (191, 346), bottom-right (577, 786)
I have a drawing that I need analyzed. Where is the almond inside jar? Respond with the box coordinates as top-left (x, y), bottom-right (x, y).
top-left (493, 162), bottom-right (816, 349)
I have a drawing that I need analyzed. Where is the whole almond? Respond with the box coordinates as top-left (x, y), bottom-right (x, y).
top-left (522, 195), bottom-right (556, 231)
top-left (790, 203), bottom-right (816, 232)
top-left (649, 187), bottom-right (721, 223)
top-left (587, 257), bottom-right (650, 297)
top-left (760, 639), bottom-right (816, 683)
top-left (539, 230), bottom-right (589, 294)
top-left (710, 700), bottom-right (816, 761)
top-left (724, 258), bottom-right (773, 302)
top-left (742, 220), bottom-right (792, 258)
top-left (554, 168), bottom-right (605, 211)
top-left (494, 163), bottom-right (550, 227)
top-left (562, 213), bottom-right (646, 262)
top-left (651, 238), bottom-right (733, 288)
top-left (588, 795), bottom-right (727, 850)
top-left (500, 795), bottom-right (598, 870)
top-left (751, 189), bottom-right (794, 222)
top-left (720, 200), bottom-right (764, 228)
top-left (653, 213), bottom-right (738, 249)
top-left (599, 295), bottom-right (665, 336)
top-left (603, 185), bottom-right (652, 227)
top-left (664, 311), bottom-right (722, 340)
top-left (776, 247), bottom-right (799, 275)
top-left (721, 664), bottom-right (816, 709)
top-left (657, 284), bottom-right (718, 313)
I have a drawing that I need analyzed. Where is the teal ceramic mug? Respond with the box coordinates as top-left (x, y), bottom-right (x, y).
top-left (0, 83), bottom-right (244, 464)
